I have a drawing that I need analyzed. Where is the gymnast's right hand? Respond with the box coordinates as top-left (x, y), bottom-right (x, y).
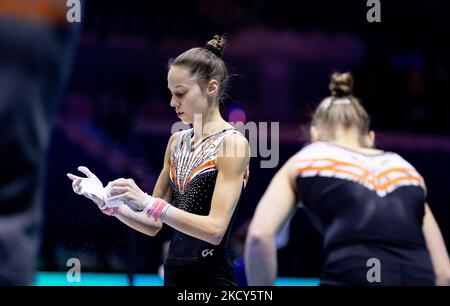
top-left (67, 166), bottom-right (106, 208)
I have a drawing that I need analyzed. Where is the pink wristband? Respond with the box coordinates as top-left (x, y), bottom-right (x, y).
top-left (101, 206), bottom-right (119, 216)
top-left (145, 198), bottom-right (170, 221)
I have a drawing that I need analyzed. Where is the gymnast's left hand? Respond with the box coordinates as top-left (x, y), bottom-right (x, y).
top-left (106, 178), bottom-right (149, 212)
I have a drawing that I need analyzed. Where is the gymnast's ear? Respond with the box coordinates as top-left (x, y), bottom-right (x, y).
top-left (310, 125), bottom-right (320, 142)
top-left (207, 79), bottom-right (219, 96)
top-left (366, 130), bottom-right (375, 148)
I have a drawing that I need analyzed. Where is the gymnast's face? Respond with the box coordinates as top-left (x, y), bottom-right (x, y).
top-left (168, 65), bottom-right (212, 124)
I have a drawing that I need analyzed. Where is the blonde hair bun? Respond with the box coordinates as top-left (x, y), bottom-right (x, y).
top-left (329, 72), bottom-right (353, 97)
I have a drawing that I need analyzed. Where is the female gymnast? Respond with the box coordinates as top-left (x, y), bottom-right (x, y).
top-left (68, 35), bottom-right (250, 286)
top-left (244, 72), bottom-right (450, 286)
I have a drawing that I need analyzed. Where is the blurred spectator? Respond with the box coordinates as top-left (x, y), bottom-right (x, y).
top-left (0, 0), bottom-right (80, 285)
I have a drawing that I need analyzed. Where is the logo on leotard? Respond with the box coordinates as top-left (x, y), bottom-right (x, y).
top-left (202, 249), bottom-right (214, 258)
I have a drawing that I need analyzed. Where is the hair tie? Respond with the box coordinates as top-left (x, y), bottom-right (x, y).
top-left (323, 97), bottom-right (352, 109)
top-left (332, 98), bottom-right (352, 106)
top-left (202, 43), bottom-right (222, 58)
